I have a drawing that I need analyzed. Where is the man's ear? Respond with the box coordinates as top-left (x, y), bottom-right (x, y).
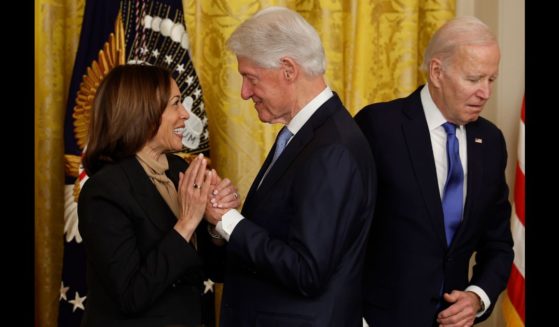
top-left (280, 57), bottom-right (298, 81)
top-left (429, 58), bottom-right (444, 88)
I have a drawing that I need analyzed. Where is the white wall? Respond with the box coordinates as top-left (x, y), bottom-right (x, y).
top-left (457, 0), bottom-right (525, 199)
top-left (457, 1), bottom-right (525, 327)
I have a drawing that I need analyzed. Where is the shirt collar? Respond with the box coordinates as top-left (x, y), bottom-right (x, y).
top-left (286, 86), bottom-right (333, 135)
top-left (421, 83), bottom-right (448, 131)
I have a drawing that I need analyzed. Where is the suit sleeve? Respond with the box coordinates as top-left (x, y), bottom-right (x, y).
top-left (470, 129), bottom-right (514, 318)
top-left (78, 173), bottom-right (202, 314)
top-left (228, 144), bottom-right (365, 297)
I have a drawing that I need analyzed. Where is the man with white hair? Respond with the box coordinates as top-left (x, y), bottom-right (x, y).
top-left (355, 16), bottom-right (514, 327)
top-left (214, 6), bottom-right (377, 327)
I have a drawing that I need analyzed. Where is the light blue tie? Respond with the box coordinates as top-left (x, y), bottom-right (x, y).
top-left (271, 126), bottom-right (293, 163)
top-left (442, 122), bottom-right (464, 246)
top-left (257, 126), bottom-right (293, 189)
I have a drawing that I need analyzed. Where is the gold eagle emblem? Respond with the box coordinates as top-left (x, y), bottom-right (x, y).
top-left (64, 13), bottom-right (126, 201)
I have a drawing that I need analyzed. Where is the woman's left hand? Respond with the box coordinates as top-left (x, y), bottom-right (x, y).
top-left (174, 154), bottom-right (212, 241)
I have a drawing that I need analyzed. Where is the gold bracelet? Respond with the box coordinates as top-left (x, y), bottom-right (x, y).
top-left (207, 223), bottom-right (224, 239)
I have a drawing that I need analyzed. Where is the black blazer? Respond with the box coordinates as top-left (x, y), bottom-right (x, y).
top-left (78, 154), bottom-right (208, 327)
top-left (220, 94), bottom-right (377, 327)
top-left (355, 86), bottom-right (514, 327)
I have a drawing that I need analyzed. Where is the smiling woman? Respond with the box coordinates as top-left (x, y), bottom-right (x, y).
top-left (145, 79), bottom-right (190, 154)
top-left (82, 65), bottom-right (181, 175)
top-left (76, 64), bottom-right (238, 327)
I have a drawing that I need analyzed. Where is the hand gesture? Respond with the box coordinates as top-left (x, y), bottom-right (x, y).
top-left (204, 169), bottom-right (241, 225)
top-left (174, 154), bottom-right (212, 241)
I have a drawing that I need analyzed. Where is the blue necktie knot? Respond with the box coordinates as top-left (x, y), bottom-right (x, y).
top-left (272, 127), bottom-right (293, 162)
top-left (442, 122), bottom-right (457, 136)
top-left (257, 126), bottom-right (293, 189)
top-left (441, 122), bottom-right (464, 246)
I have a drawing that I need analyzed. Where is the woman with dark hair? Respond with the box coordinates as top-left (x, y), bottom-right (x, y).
top-left (78, 64), bottom-right (237, 327)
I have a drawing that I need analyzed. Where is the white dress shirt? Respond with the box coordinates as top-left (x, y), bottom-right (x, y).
top-left (420, 85), bottom-right (490, 316)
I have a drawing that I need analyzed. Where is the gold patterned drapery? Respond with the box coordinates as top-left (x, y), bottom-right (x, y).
top-left (35, 1), bottom-right (453, 325)
top-left (35, 0), bottom-right (85, 326)
top-left (183, 0), bottom-right (454, 201)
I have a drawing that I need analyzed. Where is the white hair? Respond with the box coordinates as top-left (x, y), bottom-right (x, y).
top-left (421, 16), bottom-right (497, 72)
top-left (227, 6), bottom-right (326, 76)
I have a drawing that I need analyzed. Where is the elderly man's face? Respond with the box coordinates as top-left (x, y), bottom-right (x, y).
top-left (237, 56), bottom-right (295, 124)
top-left (435, 43), bottom-right (500, 125)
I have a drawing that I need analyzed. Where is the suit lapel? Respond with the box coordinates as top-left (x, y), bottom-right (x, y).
top-left (451, 122), bottom-right (483, 246)
top-left (254, 123), bottom-right (314, 200)
top-left (242, 149), bottom-right (275, 216)
top-left (243, 95), bottom-right (341, 212)
top-left (401, 88), bottom-right (447, 248)
top-left (121, 157), bottom-right (176, 232)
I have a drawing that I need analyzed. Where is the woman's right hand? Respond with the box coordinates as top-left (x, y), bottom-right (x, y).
top-left (174, 154), bottom-right (212, 242)
top-left (204, 169), bottom-right (241, 225)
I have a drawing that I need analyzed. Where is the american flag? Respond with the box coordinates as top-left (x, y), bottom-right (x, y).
top-left (502, 96), bottom-right (525, 326)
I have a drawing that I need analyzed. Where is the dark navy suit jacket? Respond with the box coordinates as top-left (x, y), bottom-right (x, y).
top-left (220, 94), bottom-right (377, 327)
top-left (355, 86), bottom-right (514, 327)
top-left (78, 154), bottom-right (209, 327)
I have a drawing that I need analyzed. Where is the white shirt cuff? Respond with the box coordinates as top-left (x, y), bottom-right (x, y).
top-left (465, 285), bottom-right (490, 317)
top-left (215, 209), bottom-right (244, 241)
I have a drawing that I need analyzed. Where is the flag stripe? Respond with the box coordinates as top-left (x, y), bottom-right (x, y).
top-left (517, 110), bottom-right (525, 177)
top-left (503, 95), bottom-right (525, 327)
top-left (510, 205), bottom-right (525, 277)
top-left (506, 263), bottom-right (525, 322)
top-left (502, 292), bottom-right (525, 327)
top-left (513, 164), bottom-right (525, 226)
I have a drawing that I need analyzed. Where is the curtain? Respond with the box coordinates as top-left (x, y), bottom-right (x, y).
top-left (183, 0), bottom-right (454, 200)
top-left (35, 0), bottom-right (85, 326)
top-left (34, 0), bottom-right (454, 325)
